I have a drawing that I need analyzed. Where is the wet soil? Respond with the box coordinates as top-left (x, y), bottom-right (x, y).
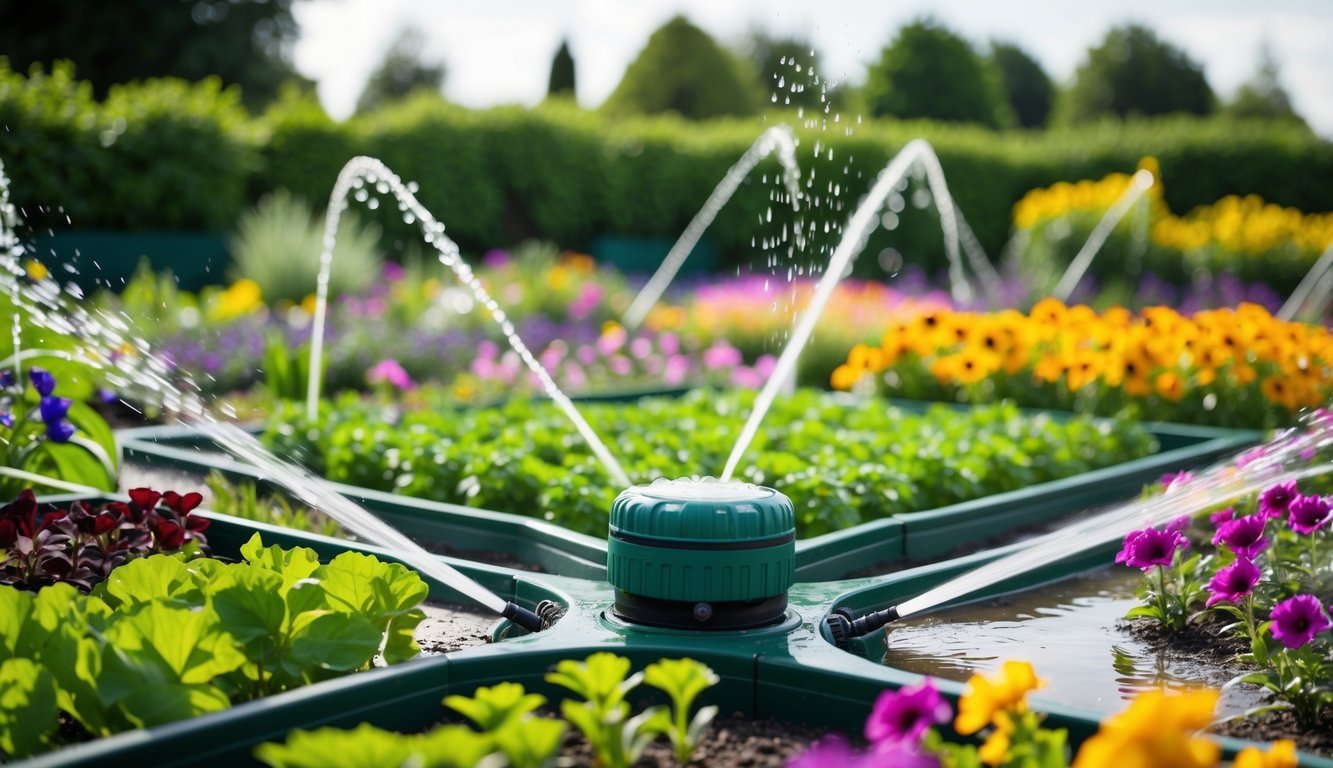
top-left (413, 602), bottom-right (496, 655)
top-left (556, 713), bottom-right (830, 767)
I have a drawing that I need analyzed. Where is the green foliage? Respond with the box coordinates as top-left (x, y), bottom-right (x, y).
top-left (355, 28), bottom-right (446, 116)
top-left (0, 0), bottom-right (305, 111)
top-left (862, 18), bottom-right (1012, 129)
top-left (740, 32), bottom-right (826, 110)
top-left (203, 471), bottom-right (343, 537)
top-left (263, 389), bottom-right (1156, 538)
top-left (547, 40), bottom-right (576, 99)
top-left (601, 15), bottom-right (761, 120)
top-left (254, 722), bottom-right (495, 768)
top-left (1226, 43), bottom-right (1305, 126)
top-left (547, 652), bottom-right (666, 768)
top-left (229, 189), bottom-right (383, 304)
top-left (445, 682), bottom-right (546, 731)
top-left (989, 41), bottom-right (1053, 129)
top-left (642, 658), bottom-right (720, 765)
top-left (0, 537), bottom-right (428, 757)
top-left (1058, 24), bottom-right (1214, 125)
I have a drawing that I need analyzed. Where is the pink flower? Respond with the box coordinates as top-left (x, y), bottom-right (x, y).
top-left (482, 248), bottom-right (510, 268)
top-left (1205, 558), bottom-right (1261, 607)
top-left (576, 345), bottom-right (597, 366)
top-left (366, 359), bottom-right (413, 390)
top-left (608, 355), bottom-right (632, 376)
top-left (1116, 527), bottom-right (1188, 571)
top-left (865, 681), bottom-right (950, 746)
top-left (1235, 445), bottom-right (1268, 468)
top-left (663, 355), bottom-right (690, 386)
top-left (731, 366), bottom-right (764, 389)
top-left (1212, 515), bottom-right (1269, 559)
top-left (597, 326), bottom-right (627, 356)
top-left (629, 337), bottom-right (653, 360)
top-left (1269, 594), bottom-right (1332, 649)
top-left (1287, 494), bottom-right (1332, 535)
top-left (381, 261), bottom-right (406, 282)
top-left (569, 283), bottom-right (604, 320)
top-left (1159, 471), bottom-right (1194, 491)
top-left (658, 331), bottom-right (680, 356)
top-left (1209, 507), bottom-right (1235, 526)
top-left (1259, 481), bottom-right (1299, 520)
top-left (477, 340), bottom-right (500, 360)
top-left (703, 341), bottom-right (742, 369)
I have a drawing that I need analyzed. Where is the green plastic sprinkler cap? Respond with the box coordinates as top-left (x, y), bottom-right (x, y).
top-left (607, 477), bottom-right (795, 629)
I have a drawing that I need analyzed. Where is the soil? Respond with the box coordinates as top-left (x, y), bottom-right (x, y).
top-left (1128, 613), bottom-right (1333, 756)
top-left (556, 713), bottom-right (831, 767)
top-left (412, 602), bottom-right (497, 655)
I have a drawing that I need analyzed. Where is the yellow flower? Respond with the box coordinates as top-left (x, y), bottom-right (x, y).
top-left (1234, 740), bottom-right (1297, 768)
top-left (955, 660), bottom-right (1043, 735)
top-left (978, 710), bottom-right (1014, 766)
top-left (24, 259), bottom-right (48, 281)
top-left (830, 364), bottom-right (863, 391)
top-left (1072, 689), bottom-right (1220, 768)
top-left (209, 278), bottom-right (264, 322)
top-left (1155, 371), bottom-right (1185, 402)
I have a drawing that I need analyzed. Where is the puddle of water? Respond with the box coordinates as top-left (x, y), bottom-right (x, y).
top-left (881, 567), bottom-right (1265, 718)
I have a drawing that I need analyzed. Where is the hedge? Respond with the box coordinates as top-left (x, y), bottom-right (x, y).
top-left (2, 61), bottom-right (1331, 279)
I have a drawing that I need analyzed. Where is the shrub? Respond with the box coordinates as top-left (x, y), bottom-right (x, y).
top-left (1057, 24), bottom-right (1214, 124)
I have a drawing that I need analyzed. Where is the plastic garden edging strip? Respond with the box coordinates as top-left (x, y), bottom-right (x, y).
top-left (117, 410), bottom-right (1258, 580)
top-left (15, 499), bottom-right (1329, 768)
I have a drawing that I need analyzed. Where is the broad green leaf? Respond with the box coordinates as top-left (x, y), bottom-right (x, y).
top-left (412, 725), bottom-right (498, 768)
top-left (211, 565), bottom-right (287, 643)
top-left (287, 611), bottom-right (380, 673)
top-left (26, 440), bottom-right (115, 493)
top-left (254, 723), bottom-right (416, 768)
top-left (105, 602), bottom-right (246, 685)
top-left (381, 608), bottom-right (425, 665)
top-left (241, 534), bottom-right (321, 587)
top-left (284, 578), bottom-right (331, 626)
top-left (319, 552), bottom-right (429, 624)
top-left (41, 623), bottom-right (110, 736)
top-left (98, 555), bottom-right (201, 610)
top-left (65, 400), bottom-right (119, 472)
top-left (491, 717), bottom-right (565, 768)
top-left (0, 586), bottom-right (38, 658)
top-left (0, 658), bottom-right (57, 758)
top-left (444, 682), bottom-right (546, 731)
top-left (117, 682), bottom-right (231, 729)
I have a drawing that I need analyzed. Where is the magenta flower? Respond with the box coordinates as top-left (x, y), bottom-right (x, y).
top-left (787, 736), bottom-right (868, 768)
top-left (865, 680), bottom-right (951, 746)
top-left (1212, 515), bottom-right (1270, 559)
top-left (703, 340), bottom-right (742, 369)
top-left (1159, 470), bottom-right (1194, 490)
top-left (1259, 481), bottom-right (1299, 520)
top-left (1287, 494), bottom-right (1331, 535)
top-left (1210, 506), bottom-right (1236, 526)
top-left (366, 359), bottom-right (413, 391)
top-left (1164, 515), bottom-right (1190, 535)
top-left (1269, 594), bottom-right (1332, 649)
top-left (1205, 558), bottom-right (1261, 607)
top-left (482, 248), bottom-right (510, 269)
top-left (1235, 445), bottom-right (1269, 468)
top-left (1116, 527), bottom-right (1188, 571)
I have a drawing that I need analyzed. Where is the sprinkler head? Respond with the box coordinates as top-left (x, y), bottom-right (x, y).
top-left (502, 601), bottom-right (547, 633)
top-left (823, 605), bottom-right (901, 649)
top-left (607, 477), bottom-right (795, 630)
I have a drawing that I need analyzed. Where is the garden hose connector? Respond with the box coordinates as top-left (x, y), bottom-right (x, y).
top-left (535, 599), bottom-right (564, 629)
top-left (823, 605), bottom-right (901, 648)
top-left (607, 477), bottom-right (796, 630)
top-left (502, 601), bottom-right (547, 633)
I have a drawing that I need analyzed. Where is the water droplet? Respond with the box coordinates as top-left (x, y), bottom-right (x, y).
top-left (367, 197), bottom-right (380, 210)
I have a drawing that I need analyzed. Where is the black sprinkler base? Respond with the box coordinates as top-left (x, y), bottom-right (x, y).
top-left (612, 590), bottom-right (788, 630)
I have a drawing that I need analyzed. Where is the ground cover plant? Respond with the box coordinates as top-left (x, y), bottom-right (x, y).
top-left (260, 388), bottom-right (1155, 538)
top-left (832, 300), bottom-right (1331, 429)
top-left (0, 487), bottom-right (429, 762)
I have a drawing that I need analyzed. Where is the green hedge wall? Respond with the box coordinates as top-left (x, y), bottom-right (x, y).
top-left (3, 62), bottom-right (1331, 278)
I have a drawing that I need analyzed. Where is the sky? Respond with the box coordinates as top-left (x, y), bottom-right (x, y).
top-left (292, 0), bottom-right (1333, 137)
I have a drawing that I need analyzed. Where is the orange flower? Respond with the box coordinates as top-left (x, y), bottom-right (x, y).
top-left (1155, 371), bottom-right (1185, 402)
top-left (830, 364), bottom-right (863, 391)
top-left (1234, 740), bottom-right (1297, 768)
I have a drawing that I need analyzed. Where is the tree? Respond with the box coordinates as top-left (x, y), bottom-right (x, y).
top-left (1058, 23), bottom-right (1214, 124)
top-left (989, 41), bottom-right (1053, 129)
top-left (740, 30), bottom-right (825, 109)
top-left (602, 15), bottom-right (761, 120)
top-left (0, 0), bottom-right (306, 111)
top-left (355, 28), bottom-right (446, 115)
top-left (862, 18), bottom-right (1011, 128)
top-left (547, 39), bottom-right (576, 99)
top-left (1228, 42), bottom-right (1305, 126)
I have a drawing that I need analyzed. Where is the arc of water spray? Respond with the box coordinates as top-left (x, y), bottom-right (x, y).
top-left (1050, 169), bottom-right (1155, 302)
top-left (305, 157), bottom-right (630, 489)
top-left (720, 139), bottom-right (998, 481)
top-left (909, 148), bottom-right (1004, 308)
top-left (1278, 243), bottom-right (1333, 322)
top-left (621, 125), bottom-right (803, 331)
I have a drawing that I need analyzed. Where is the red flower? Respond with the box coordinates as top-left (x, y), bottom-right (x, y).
top-left (160, 491), bottom-right (203, 516)
top-left (154, 520), bottom-right (186, 550)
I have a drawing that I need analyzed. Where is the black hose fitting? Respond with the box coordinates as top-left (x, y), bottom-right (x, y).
top-left (502, 601), bottom-right (545, 633)
top-left (823, 605), bottom-right (900, 648)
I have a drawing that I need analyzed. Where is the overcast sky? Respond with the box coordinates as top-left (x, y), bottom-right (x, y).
top-left (292, 0), bottom-right (1333, 137)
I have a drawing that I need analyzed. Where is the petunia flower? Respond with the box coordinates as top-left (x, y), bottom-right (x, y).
top-left (1116, 527), bottom-right (1188, 572)
top-left (787, 735), bottom-right (869, 768)
top-left (1258, 481), bottom-right (1298, 520)
top-left (1211, 515), bottom-right (1269, 559)
top-left (1268, 594), bottom-right (1332, 650)
top-left (865, 680), bottom-right (951, 746)
top-left (1286, 494), bottom-right (1331, 536)
top-left (1205, 558), bottom-right (1261, 607)
top-left (1159, 471), bottom-right (1193, 490)
top-left (1209, 506), bottom-right (1235, 526)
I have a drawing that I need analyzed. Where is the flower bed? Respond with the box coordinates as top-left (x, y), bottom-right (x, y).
top-left (832, 300), bottom-right (1332, 429)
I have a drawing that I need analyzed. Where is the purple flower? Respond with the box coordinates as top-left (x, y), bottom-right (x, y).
top-left (29, 367), bottom-right (55, 396)
top-left (865, 680), bottom-right (951, 746)
top-left (45, 419), bottom-right (76, 443)
top-left (0, 411), bottom-right (11, 428)
top-left (1269, 594), bottom-right (1332, 649)
top-left (1164, 515), bottom-right (1191, 535)
top-left (366, 359), bottom-right (414, 391)
top-left (1235, 445), bottom-right (1269, 469)
top-left (788, 736), bottom-right (870, 768)
top-left (95, 388), bottom-right (117, 404)
top-left (482, 248), bottom-right (510, 269)
top-left (1259, 481), bottom-right (1299, 520)
top-left (1210, 506), bottom-right (1236, 526)
top-left (39, 396), bottom-right (71, 425)
top-left (381, 261), bottom-right (405, 282)
top-left (1116, 527), bottom-right (1188, 571)
top-left (1206, 558), bottom-right (1261, 607)
top-left (1212, 515), bottom-right (1270, 559)
top-left (1287, 494), bottom-right (1332, 535)
top-left (1159, 470), bottom-right (1194, 490)
top-left (0, 370), bottom-right (13, 388)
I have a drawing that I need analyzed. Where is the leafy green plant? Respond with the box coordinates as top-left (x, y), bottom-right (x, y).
top-left (546, 652), bottom-right (668, 768)
top-left (0, 365), bottom-right (118, 498)
top-left (230, 188), bottom-right (383, 304)
top-left (254, 722), bottom-right (496, 768)
top-left (444, 682), bottom-right (565, 768)
top-left (445, 681), bottom-right (546, 731)
top-left (0, 533), bottom-right (428, 758)
top-left (641, 658), bottom-right (720, 764)
top-left (263, 388), bottom-right (1156, 537)
top-left (204, 471), bottom-right (342, 537)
